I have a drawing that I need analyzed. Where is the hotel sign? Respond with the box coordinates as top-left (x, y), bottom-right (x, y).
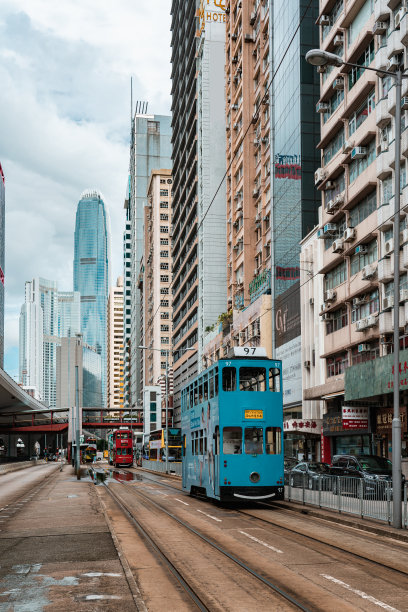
top-left (197, 0), bottom-right (227, 36)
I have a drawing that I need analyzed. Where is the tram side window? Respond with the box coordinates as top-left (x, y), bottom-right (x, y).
top-left (239, 367), bottom-right (266, 391)
top-left (190, 387), bottom-right (194, 409)
top-left (215, 368), bottom-right (219, 395)
top-left (198, 379), bottom-right (203, 403)
top-left (199, 430), bottom-right (204, 455)
top-left (269, 368), bottom-right (281, 392)
top-left (223, 427), bottom-right (242, 454)
top-left (265, 427), bottom-right (282, 454)
top-left (214, 426), bottom-right (219, 455)
top-left (209, 375), bottom-right (214, 399)
top-left (245, 427), bottom-right (263, 454)
top-left (222, 367), bottom-right (236, 391)
top-left (203, 378), bottom-right (208, 400)
top-left (194, 384), bottom-right (198, 406)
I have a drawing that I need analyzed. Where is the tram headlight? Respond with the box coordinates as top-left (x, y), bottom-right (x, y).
top-left (250, 471), bottom-right (260, 483)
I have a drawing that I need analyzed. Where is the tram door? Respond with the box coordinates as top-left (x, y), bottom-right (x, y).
top-left (213, 426), bottom-right (220, 496)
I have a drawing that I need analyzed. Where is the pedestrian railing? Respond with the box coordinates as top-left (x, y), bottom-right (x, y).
top-left (285, 472), bottom-right (408, 527)
top-left (142, 459), bottom-right (182, 476)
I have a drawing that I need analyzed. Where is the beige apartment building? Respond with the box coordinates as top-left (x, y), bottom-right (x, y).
top-left (303, 0), bottom-right (408, 462)
top-left (107, 277), bottom-right (124, 411)
top-left (226, 0), bottom-right (271, 312)
top-left (142, 169), bottom-right (173, 392)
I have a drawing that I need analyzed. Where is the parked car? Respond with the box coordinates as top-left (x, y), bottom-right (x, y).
top-left (330, 454), bottom-right (403, 498)
top-left (288, 461), bottom-right (332, 489)
top-left (284, 457), bottom-right (298, 484)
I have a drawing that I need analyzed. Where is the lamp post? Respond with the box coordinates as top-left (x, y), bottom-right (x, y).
top-left (138, 345), bottom-right (195, 473)
top-left (306, 49), bottom-right (406, 528)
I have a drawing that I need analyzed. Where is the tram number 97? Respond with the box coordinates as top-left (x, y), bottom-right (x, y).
top-left (243, 348), bottom-right (256, 355)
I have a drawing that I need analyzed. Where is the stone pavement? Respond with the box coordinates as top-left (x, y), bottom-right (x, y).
top-left (0, 465), bottom-right (137, 611)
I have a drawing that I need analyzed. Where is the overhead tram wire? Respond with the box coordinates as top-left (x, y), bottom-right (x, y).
top-left (141, 0), bottom-right (315, 345)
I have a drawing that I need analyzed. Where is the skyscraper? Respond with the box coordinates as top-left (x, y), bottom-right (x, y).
top-left (0, 163), bottom-right (4, 369)
top-left (74, 189), bottom-right (111, 407)
top-left (171, 0), bottom-right (227, 422)
top-left (58, 291), bottom-right (81, 338)
top-left (126, 112), bottom-right (171, 409)
top-left (19, 281), bottom-right (43, 400)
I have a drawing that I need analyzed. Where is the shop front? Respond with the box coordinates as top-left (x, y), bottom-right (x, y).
top-left (283, 418), bottom-right (322, 461)
top-left (322, 408), bottom-right (372, 463)
top-left (374, 405), bottom-right (407, 461)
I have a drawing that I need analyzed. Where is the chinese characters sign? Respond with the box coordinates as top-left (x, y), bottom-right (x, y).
top-left (342, 407), bottom-right (368, 430)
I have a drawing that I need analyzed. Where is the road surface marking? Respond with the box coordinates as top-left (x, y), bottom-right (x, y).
top-left (84, 595), bottom-right (122, 600)
top-left (239, 531), bottom-right (283, 553)
top-left (82, 572), bottom-right (121, 578)
top-left (197, 509), bottom-right (222, 522)
top-left (175, 498), bottom-right (189, 505)
top-left (321, 575), bottom-right (400, 611)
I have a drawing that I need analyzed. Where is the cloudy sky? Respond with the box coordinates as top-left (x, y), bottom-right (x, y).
top-left (0, 0), bottom-right (172, 377)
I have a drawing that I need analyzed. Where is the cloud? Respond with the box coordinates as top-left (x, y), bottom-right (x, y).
top-left (0, 0), bottom-right (172, 374)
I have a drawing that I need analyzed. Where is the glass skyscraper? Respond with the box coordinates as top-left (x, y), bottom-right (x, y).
top-left (73, 189), bottom-right (111, 406)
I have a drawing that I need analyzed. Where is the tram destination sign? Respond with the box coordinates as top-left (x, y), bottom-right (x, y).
top-left (232, 347), bottom-right (267, 358)
top-left (244, 410), bottom-right (264, 420)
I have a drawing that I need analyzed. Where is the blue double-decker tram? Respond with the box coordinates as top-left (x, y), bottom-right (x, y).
top-left (181, 347), bottom-right (284, 503)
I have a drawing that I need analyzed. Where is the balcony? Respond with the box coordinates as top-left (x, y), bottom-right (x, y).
top-left (374, 0), bottom-right (391, 21)
top-left (402, 185), bottom-right (408, 213)
top-left (387, 31), bottom-right (404, 61)
top-left (378, 257), bottom-right (394, 282)
top-left (386, 85), bottom-right (397, 116)
top-left (402, 128), bottom-right (408, 158)
top-left (376, 148), bottom-right (392, 180)
top-left (375, 46), bottom-right (389, 72)
top-left (403, 243), bottom-right (408, 267)
top-left (401, 11), bottom-right (408, 45)
top-left (378, 201), bottom-right (393, 229)
top-left (379, 310), bottom-right (393, 334)
top-left (376, 97), bottom-right (389, 128)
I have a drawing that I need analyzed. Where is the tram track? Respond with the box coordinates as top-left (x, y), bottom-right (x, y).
top-left (110, 467), bottom-right (408, 602)
top-left (97, 468), bottom-right (360, 612)
top-left (119, 467), bottom-right (408, 578)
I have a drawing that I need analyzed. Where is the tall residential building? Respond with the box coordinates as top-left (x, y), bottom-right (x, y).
top-left (123, 186), bottom-right (132, 407)
top-left (107, 277), bottom-right (124, 410)
top-left (19, 281), bottom-right (43, 400)
top-left (142, 170), bottom-right (174, 398)
top-left (127, 112), bottom-right (171, 409)
top-left (0, 163), bottom-right (4, 369)
top-left (171, 0), bottom-right (227, 423)
top-left (221, 0), bottom-right (320, 424)
top-left (303, 0), bottom-right (408, 461)
top-left (74, 189), bottom-right (111, 407)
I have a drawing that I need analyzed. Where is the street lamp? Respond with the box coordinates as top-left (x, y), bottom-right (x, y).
top-left (138, 345), bottom-right (195, 474)
top-left (306, 49), bottom-right (406, 528)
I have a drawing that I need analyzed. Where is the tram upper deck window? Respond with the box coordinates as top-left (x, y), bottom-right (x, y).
top-left (215, 368), bottom-right (219, 395)
top-left (245, 427), bottom-right (263, 454)
top-left (203, 376), bottom-right (208, 401)
top-left (223, 427), bottom-right (242, 454)
top-left (189, 386), bottom-right (194, 409)
top-left (222, 367), bottom-right (236, 391)
top-left (239, 367), bottom-right (266, 391)
top-left (209, 374), bottom-right (214, 399)
top-left (266, 427), bottom-right (282, 454)
top-left (269, 368), bottom-right (281, 392)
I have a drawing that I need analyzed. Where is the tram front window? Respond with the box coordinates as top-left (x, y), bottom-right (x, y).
top-left (245, 427), bottom-right (263, 454)
top-left (223, 427), bottom-right (242, 454)
top-left (239, 367), bottom-right (266, 391)
top-left (222, 367), bottom-right (236, 391)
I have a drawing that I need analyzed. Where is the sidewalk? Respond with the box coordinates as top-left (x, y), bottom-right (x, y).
top-left (0, 465), bottom-right (137, 611)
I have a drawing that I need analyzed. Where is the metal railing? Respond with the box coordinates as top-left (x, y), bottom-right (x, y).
top-left (285, 472), bottom-right (408, 527)
top-left (142, 459), bottom-right (182, 476)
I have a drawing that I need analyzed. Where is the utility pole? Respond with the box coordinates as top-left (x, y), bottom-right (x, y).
top-left (75, 365), bottom-right (81, 480)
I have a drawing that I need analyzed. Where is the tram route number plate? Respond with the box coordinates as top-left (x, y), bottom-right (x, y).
top-left (245, 410), bottom-right (263, 419)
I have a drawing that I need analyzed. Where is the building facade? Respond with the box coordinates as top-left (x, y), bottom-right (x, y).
top-left (56, 335), bottom-right (102, 410)
top-left (19, 281), bottom-right (43, 400)
top-left (58, 291), bottom-right (81, 338)
top-left (171, 0), bottom-right (227, 424)
top-left (107, 277), bottom-right (124, 411)
top-left (0, 163), bottom-right (4, 369)
top-left (127, 113), bottom-right (171, 410)
top-left (73, 189), bottom-right (111, 407)
top-left (304, 0), bottom-right (408, 466)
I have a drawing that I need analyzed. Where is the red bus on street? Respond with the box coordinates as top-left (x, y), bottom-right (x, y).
top-left (109, 428), bottom-right (133, 467)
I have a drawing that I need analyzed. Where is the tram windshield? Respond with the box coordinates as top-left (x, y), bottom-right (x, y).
top-left (223, 427), bottom-right (242, 454)
top-left (244, 427), bottom-right (263, 454)
top-left (239, 367), bottom-right (266, 391)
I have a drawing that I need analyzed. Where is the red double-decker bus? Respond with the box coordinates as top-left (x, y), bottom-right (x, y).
top-left (109, 428), bottom-right (133, 467)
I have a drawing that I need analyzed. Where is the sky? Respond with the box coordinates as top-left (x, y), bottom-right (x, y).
top-left (0, 0), bottom-right (172, 378)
